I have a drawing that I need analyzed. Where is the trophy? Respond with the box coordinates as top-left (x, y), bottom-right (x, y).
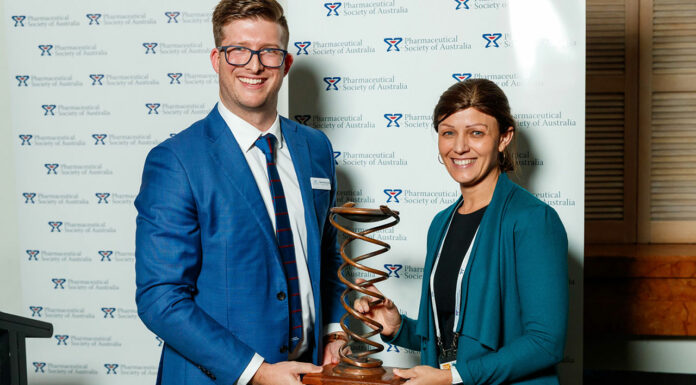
top-left (303, 202), bottom-right (405, 385)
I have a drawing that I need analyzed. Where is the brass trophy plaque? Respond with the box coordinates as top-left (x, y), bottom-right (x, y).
top-left (303, 203), bottom-right (406, 385)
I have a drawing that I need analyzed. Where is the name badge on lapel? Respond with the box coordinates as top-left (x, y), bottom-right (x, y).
top-left (310, 177), bottom-right (331, 190)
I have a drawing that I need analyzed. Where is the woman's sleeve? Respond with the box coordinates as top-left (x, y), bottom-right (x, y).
top-left (383, 315), bottom-right (421, 351)
top-left (455, 204), bottom-right (569, 385)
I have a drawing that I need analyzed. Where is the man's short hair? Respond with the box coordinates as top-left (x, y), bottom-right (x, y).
top-left (212, 0), bottom-right (289, 48)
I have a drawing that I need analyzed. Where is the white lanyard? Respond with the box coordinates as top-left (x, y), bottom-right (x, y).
top-left (429, 207), bottom-right (479, 343)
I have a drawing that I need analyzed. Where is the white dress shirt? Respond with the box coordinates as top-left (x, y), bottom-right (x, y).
top-left (217, 102), bottom-right (339, 385)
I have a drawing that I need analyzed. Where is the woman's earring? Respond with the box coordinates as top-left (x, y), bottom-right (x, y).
top-left (438, 154), bottom-right (445, 164)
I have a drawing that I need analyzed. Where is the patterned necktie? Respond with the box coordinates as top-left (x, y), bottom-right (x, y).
top-left (254, 133), bottom-right (303, 352)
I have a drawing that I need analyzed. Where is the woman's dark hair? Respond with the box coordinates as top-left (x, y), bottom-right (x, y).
top-left (433, 78), bottom-right (517, 172)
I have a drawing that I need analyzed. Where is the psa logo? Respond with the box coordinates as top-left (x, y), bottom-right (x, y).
top-left (143, 42), bottom-right (158, 54)
top-left (168, 72), bottom-right (183, 84)
top-left (93, 134), bottom-right (107, 145)
top-left (333, 151), bottom-right (341, 165)
top-left (33, 362), bottom-right (46, 373)
top-left (96, 192), bottom-right (110, 203)
top-left (483, 33), bottom-right (503, 48)
top-left (384, 37), bottom-right (403, 52)
top-left (55, 335), bottom-right (69, 345)
top-left (42, 104), bottom-right (56, 116)
top-left (156, 336), bottom-right (164, 346)
top-left (146, 103), bottom-right (161, 114)
top-left (294, 115), bottom-right (311, 125)
top-left (101, 307), bottom-right (116, 318)
top-left (23, 192), bottom-right (36, 204)
top-left (26, 250), bottom-right (40, 261)
top-left (48, 221), bottom-right (63, 232)
top-left (19, 134), bottom-right (33, 145)
top-left (384, 189), bottom-right (403, 203)
top-left (386, 343), bottom-right (400, 353)
top-left (12, 15), bottom-right (26, 27)
top-left (323, 77), bottom-right (341, 90)
top-left (384, 114), bottom-right (403, 128)
top-left (86, 13), bottom-right (102, 25)
top-left (454, 0), bottom-right (470, 10)
top-left (105, 363), bottom-right (119, 375)
top-left (38, 45), bottom-right (53, 56)
top-left (384, 264), bottom-right (403, 278)
top-left (99, 250), bottom-right (113, 261)
top-left (324, 2), bottom-right (342, 16)
top-left (52, 278), bottom-right (66, 289)
top-left (90, 74), bottom-right (104, 85)
top-left (45, 163), bottom-right (59, 174)
top-left (30, 306), bottom-right (43, 317)
top-left (294, 41), bottom-right (311, 55)
top-left (16, 75), bottom-right (29, 87)
top-left (165, 11), bottom-right (181, 23)
top-left (452, 73), bottom-right (472, 82)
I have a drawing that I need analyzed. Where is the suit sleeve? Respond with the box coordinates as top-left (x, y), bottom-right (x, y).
top-left (456, 205), bottom-right (569, 385)
top-left (135, 145), bottom-right (256, 385)
top-left (319, 136), bottom-right (346, 326)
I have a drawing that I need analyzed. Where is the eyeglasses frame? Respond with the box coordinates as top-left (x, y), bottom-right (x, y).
top-left (217, 45), bottom-right (289, 68)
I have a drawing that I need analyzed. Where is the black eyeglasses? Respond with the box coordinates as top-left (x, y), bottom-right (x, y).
top-left (217, 45), bottom-right (288, 68)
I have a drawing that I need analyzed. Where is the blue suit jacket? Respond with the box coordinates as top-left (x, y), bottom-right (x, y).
top-left (388, 174), bottom-right (568, 385)
top-left (134, 107), bottom-right (345, 385)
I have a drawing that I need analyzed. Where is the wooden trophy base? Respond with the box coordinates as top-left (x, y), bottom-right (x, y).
top-left (303, 364), bottom-right (406, 385)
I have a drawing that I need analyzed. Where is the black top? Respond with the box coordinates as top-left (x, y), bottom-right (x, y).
top-left (433, 205), bottom-right (487, 350)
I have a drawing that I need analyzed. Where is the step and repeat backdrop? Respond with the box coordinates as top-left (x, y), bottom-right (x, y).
top-left (6, 0), bottom-right (584, 384)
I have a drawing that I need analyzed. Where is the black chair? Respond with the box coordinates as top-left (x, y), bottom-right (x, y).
top-left (0, 311), bottom-right (53, 385)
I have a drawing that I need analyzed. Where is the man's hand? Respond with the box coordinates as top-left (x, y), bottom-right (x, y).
top-left (250, 361), bottom-right (322, 385)
top-left (353, 278), bottom-right (402, 338)
top-left (322, 336), bottom-right (347, 365)
top-left (393, 366), bottom-right (452, 385)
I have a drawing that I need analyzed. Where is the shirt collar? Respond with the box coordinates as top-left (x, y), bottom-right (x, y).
top-left (217, 100), bottom-right (283, 153)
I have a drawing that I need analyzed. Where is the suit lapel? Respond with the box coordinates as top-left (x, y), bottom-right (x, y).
top-left (205, 107), bottom-right (278, 250)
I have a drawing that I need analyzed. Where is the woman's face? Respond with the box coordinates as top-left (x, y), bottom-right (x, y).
top-left (437, 107), bottom-right (513, 189)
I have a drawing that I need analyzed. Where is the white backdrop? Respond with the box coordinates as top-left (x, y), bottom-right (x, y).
top-left (5, 1), bottom-right (584, 384)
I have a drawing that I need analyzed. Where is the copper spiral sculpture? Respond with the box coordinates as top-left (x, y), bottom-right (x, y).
top-left (329, 202), bottom-right (400, 378)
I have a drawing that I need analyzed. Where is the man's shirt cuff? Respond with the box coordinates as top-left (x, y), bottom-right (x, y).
top-left (237, 353), bottom-right (264, 385)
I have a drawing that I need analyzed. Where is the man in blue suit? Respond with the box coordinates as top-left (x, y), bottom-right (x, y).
top-left (134, 1), bottom-right (346, 384)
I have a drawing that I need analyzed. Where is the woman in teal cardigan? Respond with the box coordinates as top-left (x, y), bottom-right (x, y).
top-left (354, 79), bottom-right (568, 384)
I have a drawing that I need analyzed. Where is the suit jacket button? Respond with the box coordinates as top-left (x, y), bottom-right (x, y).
top-left (277, 291), bottom-right (286, 301)
top-left (280, 345), bottom-right (288, 353)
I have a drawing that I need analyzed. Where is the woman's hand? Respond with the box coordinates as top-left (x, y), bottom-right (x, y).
top-left (393, 366), bottom-right (452, 385)
top-left (352, 278), bottom-right (402, 338)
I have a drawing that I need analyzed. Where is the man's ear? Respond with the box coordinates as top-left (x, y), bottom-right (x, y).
top-left (210, 48), bottom-right (221, 74)
top-left (283, 53), bottom-right (294, 76)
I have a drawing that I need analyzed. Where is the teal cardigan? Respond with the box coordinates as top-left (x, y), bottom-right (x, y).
top-left (388, 174), bottom-right (568, 385)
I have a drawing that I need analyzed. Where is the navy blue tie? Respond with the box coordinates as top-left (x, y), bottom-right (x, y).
top-left (254, 133), bottom-right (303, 352)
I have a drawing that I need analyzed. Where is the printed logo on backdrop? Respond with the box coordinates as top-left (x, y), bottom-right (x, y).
top-left (48, 221), bottom-right (63, 232)
top-left (146, 103), bottom-right (161, 114)
top-left (323, 77), bottom-right (341, 90)
top-left (38, 45), bottom-right (53, 56)
top-left (39, 44), bottom-right (106, 57)
top-left (333, 151), bottom-right (341, 165)
top-left (52, 278), bottom-right (66, 289)
top-left (534, 191), bottom-right (576, 208)
top-left (145, 103), bottom-right (209, 116)
top-left (42, 104), bottom-right (56, 115)
top-left (156, 336), bottom-right (164, 346)
top-left (516, 151), bottom-right (544, 167)
top-left (101, 307), bottom-right (137, 319)
top-left (336, 151), bottom-right (407, 167)
top-left (86, 14), bottom-right (102, 25)
top-left (90, 74), bottom-right (104, 85)
top-left (96, 13), bottom-right (156, 25)
top-left (455, 0), bottom-right (470, 10)
top-left (16, 75), bottom-right (29, 86)
top-left (30, 306), bottom-right (43, 317)
top-left (93, 134), bottom-right (107, 144)
top-left (383, 189), bottom-right (459, 206)
top-left (165, 11), bottom-right (180, 23)
top-left (384, 114), bottom-right (402, 127)
top-left (384, 264), bottom-right (403, 278)
top-left (33, 362), bottom-right (46, 373)
top-left (99, 250), bottom-right (113, 261)
top-left (324, 75), bottom-right (407, 92)
top-left (95, 193), bottom-right (110, 203)
top-left (103, 134), bottom-right (161, 146)
top-left (143, 42), bottom-right (158, 54)
top-left (46, 220), bottom-right (116, 233)
top-left (323, 1), bottom-right (407, 16)
top-left (45, 164), bottom-right (59, 174)
top-left (101, 307), bottom-right (116, 318)
top-left (294, 115), bottom-right (312, 125)
top-left (302, 113), bottom-right (375, 129)
top-left (23, 192), bottom-right (36, 204)
top-left (463, 0), bottom-right (509, 10)
top-left (294, 41), bottom-right (311, 55)
top-left (19, 134), bottom-right (32, 145)
top-left (514, 111), bottom-right (577, 128)
top-left (452, 73), bottom-right (472, 82)
top-left (55, 335), bottom-right (69, 345)
top-left (383, 37), bottom-right (402, 52)
top-left (12, 15), bottom-right (26, 27)
top-left (483, 33), bottom-right (502, 48)
top-left (105, 364), bottom-right (119, 375)
top-left (26, 250), bottom-right (39, 260)
top-left (168, 73), bottom-right (183, 84)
